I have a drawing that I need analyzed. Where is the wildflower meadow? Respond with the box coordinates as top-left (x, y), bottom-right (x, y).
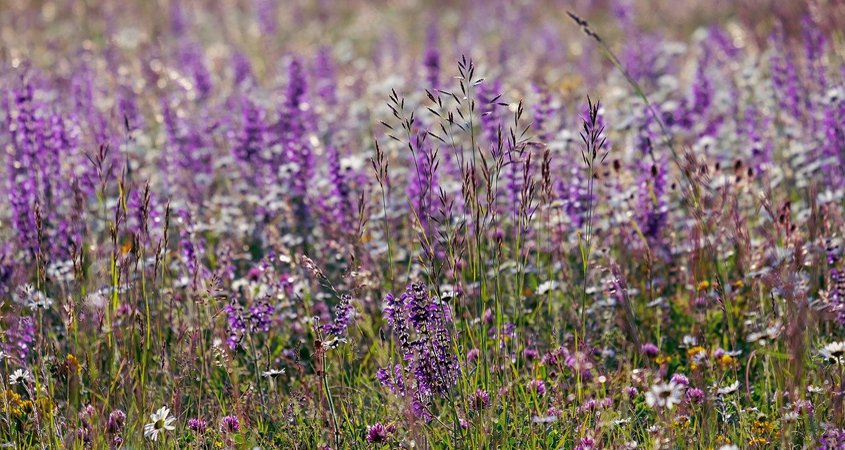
top-left (2, 0), bottom-right (845, 448)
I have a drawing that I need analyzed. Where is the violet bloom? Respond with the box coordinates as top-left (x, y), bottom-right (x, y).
top-left (640, 342), bottom-right (659, 358)
top-left (314, 47), bottom-right (337, 105)
top-left (220, 415), bottom-right (240, 434)
top-left (188, 418), bottom-right (208, 433)
top-left (4, 316), bottom-right (35, 360)
top-left (471, 389), bottom-right (492, 411)
top-left (234, 98), bottom-right (267, 170)
top-left (466, 348), bottom-right (480, 363)
top-left (422, 23), bottom-right (440, 88)
top-left (625, 386), bottom-right (639, 399)
top-left (577, 398), bottom-right (597, 414)
top-left (670, 373), bottom-right (690, 386)
top-left (575, 436), bottom-right (595, 450)
top-left (827, 245), bottom-right (845, 324)
top-left (224, 302), bottom-right (247, 350)
top-left (686, 388), bottom-right (705, 404)
top-left (769, 26), bottom-right (803, 119)
top-left (231, 51), bottom-right (254, 86)
top-left (106, 410), bottom-right (126, 434)
top-left (324, 146), bottom-right (352, 230)
top-left (375, 364), bottom-right (405, 397)
top-left (528, 379), bottom-right (546, 397)
top-left (818, 426), bottom-right (845, 450)
top-left (250, 301), bottom-right (274, 333)
top-left (254, 0), bottom-right (278, 36)
top-left (322, 294), bottom-right (355, 337)
top-left (366, 422), bottom-right (391, 444)
top-left (381, 283), bottom-right (459, 398)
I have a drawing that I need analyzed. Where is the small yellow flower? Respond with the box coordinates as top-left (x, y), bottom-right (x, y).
top-left (688, 346), bottom-right (705, 355)
top-left (0, 390), bottom-right (33, 418)
top-left (718, 354), bottom-right (737, 368)
top-left (752, 420), bottom-right (771, 432)
top-left (655, 355), bottom-right (672, 365)
top-left (748, 437), bottom-right (767, 446)
top-left (697, 281), bottom-right (710, 291)
top-left (687, 346), bottom-right (707, 358)
top-left (688, 346), bottom-right (708, 370)
top-left (66, 354), bottom-right (82, 375)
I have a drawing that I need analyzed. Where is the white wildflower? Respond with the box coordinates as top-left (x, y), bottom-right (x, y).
top-left (144, 406), bottom-right (176, 441)
top-left (645, 382), bottom-right (684, 410)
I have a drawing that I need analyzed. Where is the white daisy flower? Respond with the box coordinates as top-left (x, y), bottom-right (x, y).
top-left (9, 369), bottom-right (32, 385)
top-left (819, 341), bottom-right (845, 365)
top-left (14, 284), bottom-right (54, 309)
top-left (261, 368), bottom-right (286, 378)
top-left (536, 280), bottom-right (559, 296)
top-left (323, 336), bottom-right (348, 349)
top-left (645, 381), bottom-right (684, 410)
top-left (144, 406), bottom-right (176, 441)
top-left (716, 380), bottom-right (740, 396)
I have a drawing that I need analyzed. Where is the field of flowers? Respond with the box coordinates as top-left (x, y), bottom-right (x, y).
top-left (1, 0), bottom-right (845, 448)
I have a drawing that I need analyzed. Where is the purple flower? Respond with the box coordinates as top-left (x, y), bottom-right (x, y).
top-left (314, 47), bottom-right (337, 105)
top-left (322, 294), bottom-right (355, 337)
top-left (254, 0), bottom-right (278, 35)
top-left (466, 348), bottom-right (480, 363)
top-left (670, 373), bottom-right (690, 386)
top-left (224, 302), bottom-right (248, 350)
top-left (231, 51), bottom-right (254, 86)
top-left (818, 426), bottom-right (845, 450)
top-left (575, 436), bottom-right (595, 450)
top-left (188, 418), bottom-right (208, 433)
top-left (827, 242), bottom-right (845, 323)
top-left (4, 316), bottom-right (35, 360)
top-left (625, 386), bottom-right (639, 399)
top-left (220, 415), bottom-right (240, 434)
top-left (795, 399), bottom-right (815, 416)
top-left (234, 98), bottom-right (267, 169)
top-left (686, 387), bottom-right (705, 404)
top-left (471, 389), bottom-right (492, 411)
top-left (375, 364), bottom-right (405, 396)
top-left (250, 301), bottom-right (274, 333)
top-left (528, 379), bottom-right (546, 397)
top-left (577, 398), bottom-right (597, 414)
top-left (640, 342), bottom-right (659, 358)
top-left (323, 146), bottom-right (352, 230)
top-left (106, 410), bottom-right (126, 434)
top-left (410, 398), bottom-right (433, 422)
top-left (366, 422), bottom-right (392, 444)
top-left (382, 283), bottom-right (459, 399)
top-left (422, 23), bottom-right (440, 88)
